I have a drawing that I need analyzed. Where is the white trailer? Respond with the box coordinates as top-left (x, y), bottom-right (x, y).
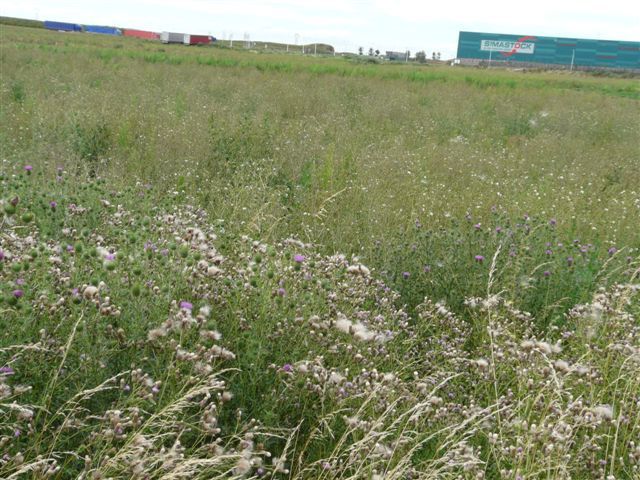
top-left (160, 31), bottom-right (186, 44)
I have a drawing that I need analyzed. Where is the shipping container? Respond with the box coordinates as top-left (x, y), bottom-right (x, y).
top-left (457, 31), bottom-right (640, 71)
top-left (184, 34), bottom-right (211, 45)
top-left (44, 20), bottom-right (82, 32)
top-left (85, 25), bottom-right (121, 35)
top-left (160, 31), bottom-right (186, 44)
top-left (122, 29), bottom-right (160, 40)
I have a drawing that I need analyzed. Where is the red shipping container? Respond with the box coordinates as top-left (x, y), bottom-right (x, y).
top-left (123, 29), bottom-right (160, 40)
top-left (185, 34), bottom-right (211, 45)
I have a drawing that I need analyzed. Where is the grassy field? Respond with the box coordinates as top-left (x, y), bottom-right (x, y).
top-left (1, 25), bottom-right (639, 479)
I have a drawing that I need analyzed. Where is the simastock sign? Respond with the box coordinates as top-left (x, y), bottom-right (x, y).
top-left (458, 31), bottom-right (640, 70)
top-left (480, 36), bottom-right (536, 56)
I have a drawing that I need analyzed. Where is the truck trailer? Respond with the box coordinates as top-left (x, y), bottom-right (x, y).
top-left (160, 31), bottom-right (185, 44)
top-left (44, 20), bottom-right (82, 32)
top-left (123, 29), bottom-right (160, 40)
top-left (85, 25), bottom-right (121, 35)
top-left (184, 34), bottom-right (211, 45)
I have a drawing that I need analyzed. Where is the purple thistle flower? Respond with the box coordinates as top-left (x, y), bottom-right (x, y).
top-left (66, 244), bottom-right (74, 253)
top-left (105, 253), bottom-right (116, 261)
top-left (14, 429), bottom-right (21, 437)
top-left (495, 226), bottom-right (502, 233)
top-left (49, 201), bottom-right (57, 210)
top-left (567, 256), bottom-right (574, 266)
top-left (545, 249), bottom-right (553, 255)
top-left (402, 271), bottom-right (410, 279)
top-left (474, 223), bottom-right (482, 230)
top-left (423, 265), bottom-right (431, 273)
top-left (608, 247), bottom-right (617, 256)
top-left (474, 255), bottom-right (485, 263)
top-left (24, 165), bottom-right (33, 173)
top-left (282, 363), bottom-right (294, 373)
top-left (0, 250), bottom-right (4, 261)
top-left (151, 385), bottom-right (160, 394)
top-left (15, 278), bottom-right (25, 286)
top-left (179, 301), bottom-right (193, 310)
top-left (12, 289), bottom-right (24, 298)
top-left (549, 218), bottom-right (557, 226)
top-left (0, 366), bottom-right (15, 375)
top-left (293, 254), bottom-right (305, 263)
top-left (543, 270), bottom-right (551, 277)
top-left (277, 287), bottom-right (286, 297)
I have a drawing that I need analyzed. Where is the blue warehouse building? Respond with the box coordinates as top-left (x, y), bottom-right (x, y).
top-left (457, 31), bottom-right (640, 71)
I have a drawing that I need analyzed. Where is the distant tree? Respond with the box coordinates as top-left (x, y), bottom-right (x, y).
top-left (375, 49), bottom-right (380, 56)
top-left (437, 52), bottom-right (441, 60)
top-left (405, 50), bottom-right (410, 61)
top-left (415, 50), bottom-right (426, 63)
top-left (432, 51), bottom-right (436, 60)
top-left (358, 46), bottom-right (363, 55)
top-left (368, 47), bottom-right (374, 56)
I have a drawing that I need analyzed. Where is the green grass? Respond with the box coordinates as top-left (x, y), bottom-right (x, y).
top-left (1, 25), bottom-right (639, 479)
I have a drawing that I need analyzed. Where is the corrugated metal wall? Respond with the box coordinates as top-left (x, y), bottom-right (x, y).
top-left (457, 31), bottom-right (640, 70)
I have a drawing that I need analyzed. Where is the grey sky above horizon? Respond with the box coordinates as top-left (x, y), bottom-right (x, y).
top-left (1, 0), bottom-right (638, 58)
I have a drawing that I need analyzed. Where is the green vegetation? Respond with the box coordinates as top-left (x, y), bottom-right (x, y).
top-left (1, 25), bottom-right (639, 479)
top-left (0, 16), bottom-right (44, 29)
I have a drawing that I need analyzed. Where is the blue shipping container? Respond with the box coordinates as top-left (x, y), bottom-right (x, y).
top-left (44, 20), bottom-right (82, 32)
top-left (85, 25), bottom-right (122, 35)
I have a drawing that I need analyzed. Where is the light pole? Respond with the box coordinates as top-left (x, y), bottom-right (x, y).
top-left (570, 49), bottom-right (575, 72)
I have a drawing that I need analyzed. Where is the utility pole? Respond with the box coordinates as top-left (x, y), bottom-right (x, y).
top-left (314, 43), bottom-right (317, 56)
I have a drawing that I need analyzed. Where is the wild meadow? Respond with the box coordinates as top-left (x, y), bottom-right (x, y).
top-left (1, 24), bottom-right (639, 479)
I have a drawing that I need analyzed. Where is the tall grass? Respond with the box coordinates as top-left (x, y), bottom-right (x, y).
top-left (1, 25), bottom-right (639, 479)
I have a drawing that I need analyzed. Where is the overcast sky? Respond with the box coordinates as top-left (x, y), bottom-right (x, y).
top-left (1, 0), bottom-right (639, 57)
